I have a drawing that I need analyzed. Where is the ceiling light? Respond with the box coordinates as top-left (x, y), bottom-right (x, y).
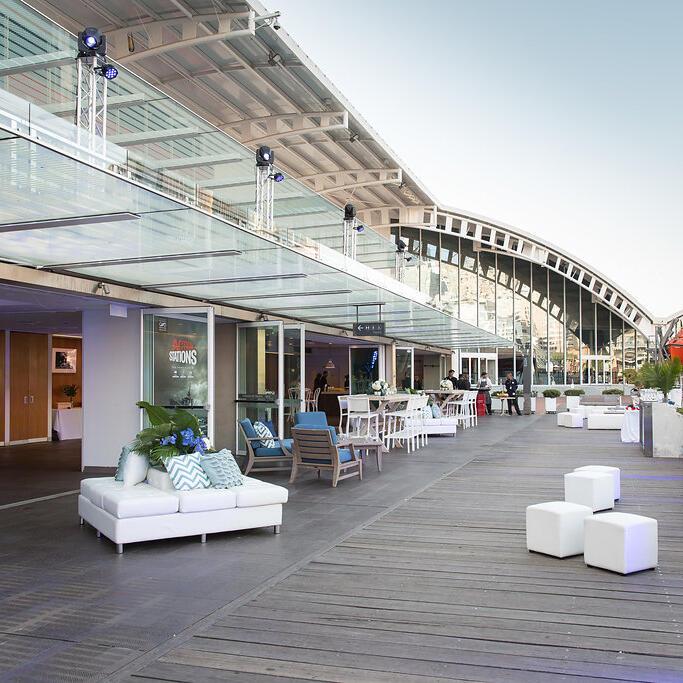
top-left (324, 359), bottom-right (335, 369)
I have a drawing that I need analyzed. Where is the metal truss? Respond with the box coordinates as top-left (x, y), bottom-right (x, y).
top-left (299, 168), bottom-right (402, 195)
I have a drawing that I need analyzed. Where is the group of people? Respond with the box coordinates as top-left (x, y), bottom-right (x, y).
top-left (443, 369), bottom-right (522, 416)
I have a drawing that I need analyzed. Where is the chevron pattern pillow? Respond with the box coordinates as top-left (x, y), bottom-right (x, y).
top-left (164, 452), bottom-right (210, 490)
top-left (200, 449), bottom-right (243, 488)
top-left (253, 421), bottom-right (276, 449)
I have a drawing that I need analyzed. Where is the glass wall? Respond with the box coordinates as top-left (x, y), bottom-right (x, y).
top-left (392, 226), bottom-right (645, 385)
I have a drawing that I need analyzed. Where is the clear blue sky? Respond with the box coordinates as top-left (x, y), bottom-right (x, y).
top-left (272, 0), bottom-right (682, 317)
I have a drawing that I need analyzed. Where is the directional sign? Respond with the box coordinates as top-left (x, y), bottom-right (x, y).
top-left (353, 321), bottom-right (386, 336)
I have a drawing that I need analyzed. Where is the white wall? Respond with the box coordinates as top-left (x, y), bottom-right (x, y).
top-left (82, 308), bottom-right (141, 469)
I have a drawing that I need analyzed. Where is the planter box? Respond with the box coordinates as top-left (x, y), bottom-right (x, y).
top-left (566, 395), bottom-right (581, 410)
top-left (545, 397), bottom-right (557, 414)
top-left (652, 403), bottom-right (683, 458)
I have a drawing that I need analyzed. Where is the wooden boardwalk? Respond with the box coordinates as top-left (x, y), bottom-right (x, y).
top-left (129, 417), bottom-right (683, 683)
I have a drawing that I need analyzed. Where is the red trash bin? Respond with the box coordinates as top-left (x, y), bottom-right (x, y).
top-left (476, 392), bottom-right (487, 416)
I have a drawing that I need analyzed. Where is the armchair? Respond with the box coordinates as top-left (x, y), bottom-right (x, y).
top-left (238, 418), bottom-right (293, 475)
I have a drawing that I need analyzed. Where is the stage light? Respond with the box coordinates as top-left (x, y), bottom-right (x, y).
top-left (344, 203), bottom-right (356, 221)
top-left (354, 224), bottom-right (365, 233)
top-left (256, 145), bottom-right (274, 167)
top-left (78, 27), bottom-right (106, 57)
top-left (98, 63), bottom-right (118, 80)
top-left (397, 239), bottom-right (407, 252)
top-left (271, 171), bottom-right (285, 183)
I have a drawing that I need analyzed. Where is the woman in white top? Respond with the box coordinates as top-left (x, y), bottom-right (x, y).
top-left (478, 372), bottom-right (493, 415)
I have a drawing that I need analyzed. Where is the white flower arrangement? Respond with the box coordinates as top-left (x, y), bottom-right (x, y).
top-left (440, 379), bottom-right (454, 391)
top-left (371, 379), bottom-right (390, 395)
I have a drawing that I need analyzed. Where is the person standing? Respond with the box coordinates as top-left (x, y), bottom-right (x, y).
top-left (504, 371), bottom-right (521, 415)
top-left (457, 373), bottom-right (470, 390)
top-left (478, 372), bottom-right (493, 415)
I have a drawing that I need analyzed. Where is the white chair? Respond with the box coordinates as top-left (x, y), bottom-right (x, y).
top-left (584, 513), bottom-right (658, 574)
top-left (306, 387), bottom-right (320, 412)
top-left (338, 395), bottom-right (350, 435)
top-left (346, 395), bottom-right (380, 438)
top-left (564, 471), bottom-right (614, 512)
top-left (384, 395), bottom-right (424, 453)
top-left (574, 465), bottom-right (620, 500)
top-left (526, 501), bottom-right (593, 558)
top-left (453, 390), bottom-right (477, 428)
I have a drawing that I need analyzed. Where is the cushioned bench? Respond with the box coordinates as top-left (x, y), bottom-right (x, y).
top-left (79, 475), bottom-right (288, 553)
top-left (587, 413), bottom-right (625, 430)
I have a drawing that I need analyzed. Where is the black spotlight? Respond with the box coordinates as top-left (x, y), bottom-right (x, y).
top-left (97, 62), bottom-right (119, 80)
top-left (344, 203), bottom-right (356, 221)
top-left (78, 27), bottom-right (107, 57)
top-left (271, 171), bottom-right (285, 183)
top-left (256, 145), bottom-right (274, 167)
top-left (397, 239), bottom-right (407, 252)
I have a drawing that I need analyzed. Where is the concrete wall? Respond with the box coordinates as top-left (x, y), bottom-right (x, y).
top-left (82, 309), bottom-right (141, 469)
top-left (215, 322), bottom-right (237, 452)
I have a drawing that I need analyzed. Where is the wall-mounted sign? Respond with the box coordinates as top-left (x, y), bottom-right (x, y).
top-left (153, 316), bottom-right (208, 408)
top-left (353, 321), bottom-right (386, 337)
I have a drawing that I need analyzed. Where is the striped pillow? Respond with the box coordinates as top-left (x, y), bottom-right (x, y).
top-left (253, 421), bottom-right (276, 449)
top-left (164, 452), bottom-right (210, 490)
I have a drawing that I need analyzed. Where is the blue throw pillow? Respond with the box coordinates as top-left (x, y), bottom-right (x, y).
top-left (200, 450), bottom-right (243, 488)
top-left (114, 444), bottom-right (133, 481)
top-left (432, 404), bottom-right (442, 418)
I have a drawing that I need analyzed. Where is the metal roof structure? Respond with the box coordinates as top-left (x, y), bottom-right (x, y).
top-left (8, 0), bottom-right (663, 337)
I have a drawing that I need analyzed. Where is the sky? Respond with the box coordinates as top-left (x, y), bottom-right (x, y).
top-left (271, 0), bottom-right (682, 318)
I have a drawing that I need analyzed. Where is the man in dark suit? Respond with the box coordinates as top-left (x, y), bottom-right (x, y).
top-left (504, 371), bottom-right (521, 415)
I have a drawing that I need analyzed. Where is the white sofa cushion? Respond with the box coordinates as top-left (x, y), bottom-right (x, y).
top-left (102, 484), bottom-right (179, 519)
top-left (122, 452), bottom-right (150, 487)
top-left (146, 467), bottom-right (175, 492)
top-left (236, 477), bottom-right (289, 507)
top-left (81, 477), bottom-right (123, 508)
top-left (171, 488), bottom-right (237, 513)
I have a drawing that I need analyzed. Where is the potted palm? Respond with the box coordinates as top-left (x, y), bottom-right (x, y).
top-left (543, 388), bottom-right (561, 414)
top-left (564, 388), bottom-right (584, 410)
top-left (638, 359), bottom-right (682, 403)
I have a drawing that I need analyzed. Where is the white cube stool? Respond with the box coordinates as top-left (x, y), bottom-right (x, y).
top-left (564, 471), bottom-right (614, 512)
top-left (557, 412), bottom-right (583, 428)
top-left (584, 512), bottom-right (658, 574)
top-left (574, 465), bottom-right (620, 500)
top-left (526, 501), bottom-right (593, 558)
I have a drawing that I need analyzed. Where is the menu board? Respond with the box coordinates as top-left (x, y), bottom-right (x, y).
top-left (152, 316), bottom-right (208, 408)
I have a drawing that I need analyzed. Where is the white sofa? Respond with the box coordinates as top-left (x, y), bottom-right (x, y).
top-left (78, 475), bottom-right (288, 553)
top-left (405, 415), bottom-right (458, 437)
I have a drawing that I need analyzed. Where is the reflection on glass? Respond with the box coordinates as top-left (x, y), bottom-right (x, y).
top-left (420, 232), bottom-right (440, 300)
top-left (531, 264), bottom-right (548, 384)
top-left (459, 240), bottom-right (478, 326)
top-left (440, 234), bottom-right (459, 316)
top-left (514, 259), bottom-right (531, 378)
top-left (566, 282), bottom-right (581, 384)
top-left (581, 290), bottom-right (595, 383)
top-left (548, 271), bottom-right (565, 384)
top-left (283, 326), bottom-right (302, 436)
top-left (596, 305), bottom-right (611, 383)
top-left (610, 313), bottom-right (624, 383)
top-left (496, 254), bottom-right (514, 344)
top-left (350, 346), bottom-right (380, 394)
top-left (396, 348), bottom-right (414, 390)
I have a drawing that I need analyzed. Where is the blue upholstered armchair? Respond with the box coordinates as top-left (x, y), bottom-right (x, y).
top-left (293, 411), bottom-right (328, 428)
top-left (238, 418), bottom-right (293, 475)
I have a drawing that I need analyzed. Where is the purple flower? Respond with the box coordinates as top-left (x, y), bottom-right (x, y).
top-left (180, 428), bottom-right (195, 447)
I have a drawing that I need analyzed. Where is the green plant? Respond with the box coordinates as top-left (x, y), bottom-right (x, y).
top-left (62, 384), bottom-right (78, 399)
top-left (516, 390), bottom-right (537, 397)
top-left (543, 389), bottom-right (561, 398)
top-left (623, 368), bottom-right (639, 385)
top-left (602, 388), bottom-right (624, 396)
top-left (677, 408), bottom-right (683, 416)
top-left (132, 402), bottom-right (210, 467)
top-left (564, 389), bottom-right (585, 396)
top-left (637, 358), bottom-right (682, 402)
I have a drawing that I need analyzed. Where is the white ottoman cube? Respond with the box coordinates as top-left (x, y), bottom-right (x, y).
top-left (564, 471), bottom-right (614, 512)
top-left (574, 465), bottom-right (620, 500)
top-left (557, 412), bottom-right (583, 428)
top-left (584, 513), bottom-right (658, 574)
top-left (526, 501), bottom-right (593, 558)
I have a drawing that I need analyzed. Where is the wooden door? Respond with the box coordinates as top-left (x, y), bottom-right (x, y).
top-left (10, 332), bottom-right (48, 441)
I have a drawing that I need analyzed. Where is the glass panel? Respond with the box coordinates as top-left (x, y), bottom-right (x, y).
top-left (400, 227), bottom-right (421, 292)
top-left (624, 327), bottom-right (636, 373)
top-left (237, 323), bottom-right (281, 447)
top-left (350, 346), bottom-right (380, 395)
top-left (566, 281), bottom-right (581, 384)
top-left (531, 264), bottom-right (548, 384)
top-left (478, 251), bottom-right (496, 333)
top-left (596, 305), bottom-right (611, 383)
top-left (142, 309), bottom-right (211, 435)
top-left (610, 313), bottom-right (624, 384)
top-left (514, 259), bottom-right (531, 379)
top-left (459, 239), bottom-right (478, 326)
top-left (548, 270), bottom-right (565, 384)
top-left (636, 332), bottom-right (649, 370)
top-left (396, 347), bottom-right (414, 390)
top-left (439, 234), bottom-right (459, 316)
top-left (496, 254), bottom-right (514, 343)
top-left (581, 290), bottom-right (595, 383)
top-left (420, 231), bottom-right (440, 300)
top-left (283, 325), bottom-right (303, 437)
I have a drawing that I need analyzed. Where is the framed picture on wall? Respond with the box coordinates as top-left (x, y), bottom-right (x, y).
top-left (53, 348), bottom-right (77, 373)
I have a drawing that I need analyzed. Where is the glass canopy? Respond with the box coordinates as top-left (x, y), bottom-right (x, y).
top-left (0, 0), bottom-right (511, 350)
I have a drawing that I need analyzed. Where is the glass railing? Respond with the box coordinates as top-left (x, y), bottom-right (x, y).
top-left (0, 0), bottom-right (397, 272)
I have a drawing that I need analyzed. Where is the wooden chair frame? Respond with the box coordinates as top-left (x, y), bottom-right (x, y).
top-left (238, 421), bottom-right (293, 475)
top-left (290, 427), bottom-right (362, 487)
